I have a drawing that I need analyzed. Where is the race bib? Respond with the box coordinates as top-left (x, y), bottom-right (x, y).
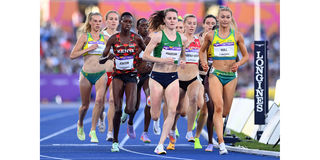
top-left (161, 46), bottom-right (181, 62)
top-left (214, 42), bottom-right (235, 57)
top-left (115, 55), bottom-right (134, 70)
top-left (87, 41), bottom-right (106, 55)
top-left (185, 48), bottom-right (199, 63)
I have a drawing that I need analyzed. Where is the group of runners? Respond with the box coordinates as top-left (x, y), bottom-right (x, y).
top-left (70, 6), bottom-right (248, 155)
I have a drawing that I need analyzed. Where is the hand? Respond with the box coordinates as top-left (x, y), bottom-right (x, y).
top-left (231, 62), bottom-right (240, 72)
top-left (88, 44), bottom-right (98, 51)
top-left (162, 57), bottom-right (174, 64)
top-left (179, 60), bottom-right (186, 69)
top-left (107, 53), bottom-right (115, 60)
top-left (201, 61), bottom-right (209, 72)
top-left (99, 56), bottom-right (108, 64)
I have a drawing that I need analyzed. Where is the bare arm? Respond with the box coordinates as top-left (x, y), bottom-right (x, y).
top-left (231, 32), bottom-right (249, 72)
top-left (99, 35), bottom-right (115, 64)
top-left (179, 33), bottom-right (188, 61)
top-left (70, 34), bottom-right (93, 60)
top-left (142, 32), bottom-right (172, 64)
top-left (199, 31), bottom-right (213, 72)
top-left (135, 34), bottom-right (146, 51)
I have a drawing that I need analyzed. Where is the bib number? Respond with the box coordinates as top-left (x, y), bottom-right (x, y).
top-left (161, 46), bottom-right (181, 62)
top-left (115, 56), bottom-right (134, 70)
top-left (87, 41), bottom-right (105, 55)
top-left (185, 49), bottom-right (199, 63)
top-left (214, 42), bottom-right (234, 57)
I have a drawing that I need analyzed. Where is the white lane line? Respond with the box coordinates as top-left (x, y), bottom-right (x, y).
top-left (120, 147), bottom-right (195, 160)
top-left (40, 154), bottom-right (71, 160)
top-left (41, 144), bottom-right (193, 147)
top-left (41, 111), bottom-right (76, 122)
top-left (40, 117), bottom-right (91, 142)
top-left (187, 117), bottom-right (280, 157)
top-left (118, 107), bottom-right (195, 160)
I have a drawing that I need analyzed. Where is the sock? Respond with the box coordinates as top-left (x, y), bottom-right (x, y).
top-left (186, 131), bottom-right (193, 138)
top-left (219, 142), bottom-right (226, 150)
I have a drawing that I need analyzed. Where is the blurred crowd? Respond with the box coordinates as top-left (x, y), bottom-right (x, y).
top-left (40, 21), bottom-right (82, 75)
top-left (40, 20), bottom-right (280, 89)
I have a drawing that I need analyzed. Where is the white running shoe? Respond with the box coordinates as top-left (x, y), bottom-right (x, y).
top-left (219, 142), bottom-right (229, 155)
top-left (185, 131), bottom-right (195, 142)
top-left (154, 144), bottom-right (166, 155)
top-left (106, 131), bottom-right (113, 142)
top-left (153, 119), bottom-right (161, 135)
top-left (98, 112), bottom-right (106, 133)
top-left (121, 111), bottom-right (128, 124)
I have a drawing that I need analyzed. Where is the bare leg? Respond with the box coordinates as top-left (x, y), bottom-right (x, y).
top-left (208, 75), bottom-right (224, 144)
top-left (91, 73), bottom-right (107, 131)
top-left (107, 82), bottom-right (115, 133)
top-left (186, 80), bottom-right (201, 132)
top-left (112, 78), bottom-right (125, 143)
top-left (158, 80), bottom-right (179, 145)
top-left (78, 74), bottom-right (92, 127)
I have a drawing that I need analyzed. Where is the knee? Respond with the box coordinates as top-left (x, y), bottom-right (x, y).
top-left (108, 97), bottom-right (114, 105)
top-left (167, 107), bottom-right (176, 117)
top-left (214, 106), bottom-right (223, 115)
top-left (125, 106), bottom-right (136, 115)
top-left (189, 96), bottom-right (198, 106)
top-left (223, 112), bottom-right (229, 118)
top-left (114, 105), bottom-right (122, 113)
top-left (200, 110), bottom-right (208, 118)
top-left (213, 101), bottom-right (223, 114)
top-left (95, 97), bottom-right (104, 108)
top-left (151, 112), bottom-right (160, 121)
top-left (80, 103), bottom-right (90, 111)
top-left (180, 110), bottom-right (186, 117)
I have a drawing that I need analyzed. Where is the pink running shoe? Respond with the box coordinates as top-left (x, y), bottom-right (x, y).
top-left (140, 132), bottom-right (151, 143)
top-left (127, 124), bottom-right (136, 139)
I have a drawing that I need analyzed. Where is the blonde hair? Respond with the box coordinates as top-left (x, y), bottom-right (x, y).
top-left (218, 6), bottom-right (237, 31)
top-left (80, 12), bottom-right (102, 33)
top-left (183, 14), bottom-right (196, 24)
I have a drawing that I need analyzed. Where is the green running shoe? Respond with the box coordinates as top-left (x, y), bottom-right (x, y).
top-left (111, 142), bottom-right (120, 152)
top-left (77, 121), bottom-right (85, 141)
top-left (89, 130), bottom-right (99, 143)
top-left (175, 128), bottom-right (180, 139)
top-left (194, 137), bottom-right (202, 149)
top-left (193, 110), bottom-right (200, 130)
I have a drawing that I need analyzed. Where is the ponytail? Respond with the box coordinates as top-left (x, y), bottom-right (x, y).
top-left (79, 12), bottom-right (102, 33)
top-left (148, 10), bottom-right (165, 32)
top-left (148, 8), bottom-right (178, 32)
top-left (231, 17), bottom-right (237, 31)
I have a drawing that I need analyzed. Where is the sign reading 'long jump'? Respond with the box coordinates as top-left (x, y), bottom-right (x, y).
top-left (254, 41), bottom-right (269, 125)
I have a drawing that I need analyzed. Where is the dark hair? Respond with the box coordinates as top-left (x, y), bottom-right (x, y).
top-left (120, 12), bottom-right (133, 21)
top-left (203, 14), bottom-right (217, 24)
top-left (148, 8), bottom-right (178, 31)
top-left (203, 14), bottom-right (218, 30)
top-left (137, 18), bottom-right (147, 28)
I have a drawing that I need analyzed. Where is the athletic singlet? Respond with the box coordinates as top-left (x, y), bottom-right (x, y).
top-left (185, 36), bottom-right (201, 65)
top-left (83, 33), bottom-right (106, 56)
top-left (208, 28), bottom-right (237, 60)
top-left (113, 32), bottom-right (139, 75)
top-left (102, 30), bottom-right (118, 54)
top-left (154, 30), bottom-right (182, 64)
